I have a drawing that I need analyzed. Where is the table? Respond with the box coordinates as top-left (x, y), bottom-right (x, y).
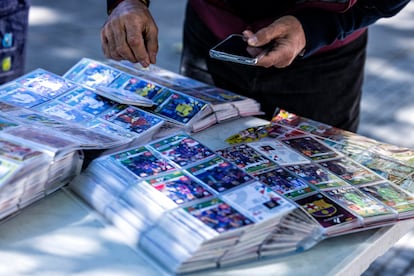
top-left (1, 117), bottom-right (413, 276)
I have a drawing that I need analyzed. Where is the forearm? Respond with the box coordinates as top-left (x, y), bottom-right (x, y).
top-left (294, 0), bottom-right (410, 56)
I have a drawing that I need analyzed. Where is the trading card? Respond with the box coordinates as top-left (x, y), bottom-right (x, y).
top-left (150, 133), bottom-right (215, 167)
top-left (183, 89), bottom-right (226, 106)
top-left (99, 103), bottom-right (129, 121)
top-left (109, 106), bottom-right (164, 134)
top-left (318, 157), bottom-right (384, 186)
top-left (0, 138), bottom-right (43, 161)
top-left (355, 152), bottom-right (414, 184)
top-left (6, 127), bottom-right (78, 151)
top-left (225, 125), bottom-right (270, 144)
top-left (107, 73), bottom-right (163, 100)
top-left (0, 115), bottom-right (19, 131)
top-left (146, 171), bottom-right (212, 205)
top-left (149, 69), bottom-right (206, 89)
top-left (64, 58), bottom-right (121, 88)
top-left (324, 186), bottom-right (396, 219)
top-left (0, 157), bottom-right (19, 185)
top-left (152, 90), bottom-right (208, 124)
top-left (111, 146), bottom-right (175, 178)
top-left (359, 182), bottom-right (414, 214)
top-left (84, 119), bottom-right (136, 140)
top-left (7, 110), bottom-right (66, 128)
top-left (254, 167), bottom-right (311, 198)
top-left (16, 69), bottom-right (76, 98)
top-left (222, 181), bottom-right (296, 222)
top-left (270, 109), bottom-right (302, 127)
top-left (55, 125), bottom-right (121, 147)
top-left (321, 138), bottom-right (367, 158)
top-left (216, 144), bottom-right (277, 174)
top-left (281, 136), bottom-right (339, 161)
top-left (266, 124), bottom-right (294, 138)
top-left (34, 100), bottom-right (94, 123)
top-left (184, 198), bottom-right (254, 233)
top-left (198, 86), bottom-right (248, 102)
top-left (57, 86), bottom-right (113, 116)
top-left (295, 192), bottom-right (358, 229)
top-left (248, 140), bottom-right (310, 166)
top-left (0, 102), bottom-right (19, 111)
top-left (372, 144), bottom-right (414, 166)
top-left (0, 83), bottom-right (49, 108)
top-left (187, 156), bottom-right (253, 193)
top-left (399, 173), bottom-right (414, 194)
top-left (284, 163), bottom-right (349, 190)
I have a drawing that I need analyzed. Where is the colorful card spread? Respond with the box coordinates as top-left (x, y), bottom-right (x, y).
top-left (0, 116), bottom-right (19, 131)
top-left (112, 146), bottom-right (175, 178)
top-left (295, 192), bottom-right (358, 229)
top-left (107, 73), bottom-right (163, 99)
top-left (324, 186), bottom-right (395, 219)
top-left (6, 127), bottom-right (77, 150)
top-left (248, 140), bottom-right (310, 166)
top-left (146, 171), bottom-right (212, 205)
top-left (0, 138), bottom-right (43, 161)
top-left (34, 100), bottom-right (93, 123)
top-left (356, 152), bottom-right (414, 184)
top-left (216, 144), bottom-right (277, 174)
top-left (318, 158), bottom-right (383, 186)
top-left (108, 106), bottom-right (163, 134)
top-left (284, 163), bottom-right (349, 190)
top-left (281, 136), bottom-right (339, 161)
top-left (0, 83), bottom-right (49, 108)
top-left (184, 197), bottom-right (254, 233)
top-left (84, 119), bottom-right (136, 139)
top-left (0, 157), bottom-right (19, 185)
top-left (222, 181), bottom-right (296, 222)
top-left (10, 112), bottom-right (66, 127)
top-left (152, 90), bottom-right (207, 124)
top-left (64, 58), bottom-right (121, 88)
top-left (150, 133), bottom-right (215, 167)
top-left (187, 156), bottom-right (253, 193)
top-left (360, 182), bottom-right (414, 214)
top-left (254, 167), bottom-right (311, 198)
top-left (225, 125), bottom-right (270, 144)
top-left (16, 69), bottom-right (75, 98)
top-left (57, 86), bottom-right (113, 116)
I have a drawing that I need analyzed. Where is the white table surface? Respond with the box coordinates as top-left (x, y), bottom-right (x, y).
top-left (1, 117), bottom-right (413, 276)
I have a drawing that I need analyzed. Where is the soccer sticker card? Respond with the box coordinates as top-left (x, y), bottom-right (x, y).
top-left (281, 136), bottom-right (340, 161)
top-left (149, 133), bottom-right (215, 167)
top-left (184, 198), bottom-right (254, 234)
top-left (186, 156), bottom-right (253, 193)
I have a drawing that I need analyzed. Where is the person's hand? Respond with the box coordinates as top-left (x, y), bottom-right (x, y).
top-left (101, 0), bottom-right (158, 67)
top-left (243, 16), bottom-right (306, 68)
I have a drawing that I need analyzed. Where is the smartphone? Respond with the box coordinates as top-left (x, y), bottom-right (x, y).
top-left (209, 34), bottom-right (271, 65)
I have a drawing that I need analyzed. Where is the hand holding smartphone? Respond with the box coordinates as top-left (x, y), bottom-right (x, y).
top-left (209, 34), bottom-right (272, 65)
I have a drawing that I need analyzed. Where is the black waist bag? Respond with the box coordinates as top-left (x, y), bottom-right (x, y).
top-left (0, 0), bottom-right (30, 84)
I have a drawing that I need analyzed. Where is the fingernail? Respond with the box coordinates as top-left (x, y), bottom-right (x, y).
top-left (248, 36), bottom-right (258, 46)
top-left (141, 60), bottom-right (150, 67)
top-left (150, 53), bottom-right (157, 64)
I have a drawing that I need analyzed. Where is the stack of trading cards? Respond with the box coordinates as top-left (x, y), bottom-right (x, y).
top-left (64, 58), bottom-right (216, 133)
top-left (0, 112), bottom-right (83, 220)
top-left (70, 132), bottom-right (322, 274)
top-left (99, 58), bottom-right (263, 132)
top-left (0, 68), bottom-right (167, 150)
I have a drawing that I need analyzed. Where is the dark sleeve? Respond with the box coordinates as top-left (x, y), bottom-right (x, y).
top-left (294, 0), bottom-right (411, 57)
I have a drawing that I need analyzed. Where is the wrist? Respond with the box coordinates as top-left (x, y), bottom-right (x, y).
top-left (107, 0), bottom-right (150, 15)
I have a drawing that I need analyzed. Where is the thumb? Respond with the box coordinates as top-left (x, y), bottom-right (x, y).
top-left (243, 28), bottom-right (273, 48)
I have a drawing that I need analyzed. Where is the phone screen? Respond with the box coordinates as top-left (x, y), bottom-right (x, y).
top-left (209, 34), bottom-right (271, 65)
top-left (213, 34), bottom-right (255, 58)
